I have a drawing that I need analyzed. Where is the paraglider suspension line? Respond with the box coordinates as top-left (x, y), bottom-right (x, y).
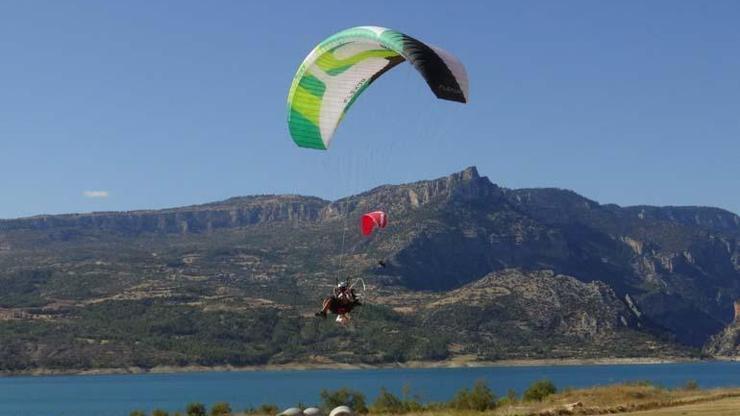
top-left (336, 215), bottom-right (348, 284)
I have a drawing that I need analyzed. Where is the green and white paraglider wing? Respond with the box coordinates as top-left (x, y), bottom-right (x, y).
top-left (287, 26), bottom-right (469, 150)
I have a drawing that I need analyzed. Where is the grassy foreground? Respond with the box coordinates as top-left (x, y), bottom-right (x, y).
top-left (629, 395), bottom-right (740, 415)
top-left (129, 380), bottom-right (740, 416)
top-left (492, 383), bottom-right (740, 415)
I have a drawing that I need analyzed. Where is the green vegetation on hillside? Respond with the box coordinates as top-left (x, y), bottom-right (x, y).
top-left (1, 168), bottom-right (737, 373)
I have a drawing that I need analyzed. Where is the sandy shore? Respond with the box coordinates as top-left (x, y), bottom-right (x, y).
top-left (0, 356), bottom-right (707, 377)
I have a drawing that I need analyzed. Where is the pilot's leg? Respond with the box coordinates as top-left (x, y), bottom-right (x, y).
top-left (315, 297), bottom-right (333, 318)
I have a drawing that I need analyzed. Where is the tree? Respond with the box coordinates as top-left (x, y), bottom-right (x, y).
top-left (186, 402), bottom-right (207, 416)
top-left (152, 410), bottom-right (169, 416)
top-left (523, 379), bottom-right (557, 402)
top-left (320, 388), bottom-right (368, 414)
top-left (129, 411), bottom-right (146, 416)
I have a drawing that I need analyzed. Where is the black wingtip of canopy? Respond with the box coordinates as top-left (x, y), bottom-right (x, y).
top-left (433, 87), bottom-right (468, 103)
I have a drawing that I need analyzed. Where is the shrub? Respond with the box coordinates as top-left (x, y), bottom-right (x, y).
top-left (129, 411), bottom-right (146, 416)
top-left (422, 402), bottom-right (445, 411)
top-left (523, 379), bottom-right (557, 402)
top-left (320, 388), bottom-right (368, 414)
top-left (371, 388), bottom-right (405, 414)
top-left (469, 380), bottom-right (497, 411)
top-left (449, 380), bottom-right (497, 411)
top-left (210, 402), bottom-right (232, 416)
top-left (497, 389), bottom-right (519, 407)
top-left (402, 398), bottom-right (424, 413)
top-left (152, 410), bottom-right (170, 416)
top-left (258, 404), bottom-right (279, 415)
top-left (186, 403), bottom-right (206, 416)
top-left (449, 388), bottom-right (470, 410)
top-left (626, 380), bottom-right (656, 388)
top-left (400, 384), bottom-right (424, 412)
top-left (683, 380), bottom-right (699, 391)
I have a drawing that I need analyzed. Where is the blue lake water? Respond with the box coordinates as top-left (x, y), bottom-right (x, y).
top-left (1, 362), bottom-right (739, 416)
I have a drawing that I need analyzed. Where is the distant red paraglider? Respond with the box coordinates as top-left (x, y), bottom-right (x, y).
top-left (360, 211), bottom-right (387, 236)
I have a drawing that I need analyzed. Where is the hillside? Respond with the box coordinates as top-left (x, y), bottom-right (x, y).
top-left (0, 167), bottom-right (738, 373)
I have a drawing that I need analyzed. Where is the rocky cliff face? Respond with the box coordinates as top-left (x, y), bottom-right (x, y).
top-left (704, 323), bottom-right (740, 357)
top-left (704, 301), bottom-right (740, 356)
top-left (409, 269), bottom-right (684, 359)
top-left (0, 195), bottom-right (328, 245)
top-left (338, 168), bottom-right (739, 347)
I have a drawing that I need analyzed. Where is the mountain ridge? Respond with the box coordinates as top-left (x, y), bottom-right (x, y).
top-left (0, 166), bottom-right (738, 372)
top-left (2, 166), bottom-right (736, 230)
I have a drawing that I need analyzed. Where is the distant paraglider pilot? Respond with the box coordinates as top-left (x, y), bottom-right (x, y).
top-left (316, 281), bottom-right (361, 323)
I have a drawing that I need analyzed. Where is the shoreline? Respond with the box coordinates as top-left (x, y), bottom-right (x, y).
top-left (2, 356), bottom-right (726, 378)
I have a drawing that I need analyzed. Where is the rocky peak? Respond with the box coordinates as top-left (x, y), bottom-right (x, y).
top-left (452, 165), bottom-right (480, 181)
top-left (400, 166), bottom-right (501, 205)
top-left (321, 166), bottom-right (501, 219)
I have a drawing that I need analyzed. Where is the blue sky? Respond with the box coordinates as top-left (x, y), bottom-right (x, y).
top-left (1, 1), bottom-right (738, 219)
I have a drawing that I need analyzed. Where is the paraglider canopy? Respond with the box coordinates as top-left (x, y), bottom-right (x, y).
top-left (287, 26), bottom-right (469, 150)
top-left (360, 211), bottom-right (387, 236)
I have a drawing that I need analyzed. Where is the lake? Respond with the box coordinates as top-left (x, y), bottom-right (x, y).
top-left (1, 361), bottom-right (739, 416)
